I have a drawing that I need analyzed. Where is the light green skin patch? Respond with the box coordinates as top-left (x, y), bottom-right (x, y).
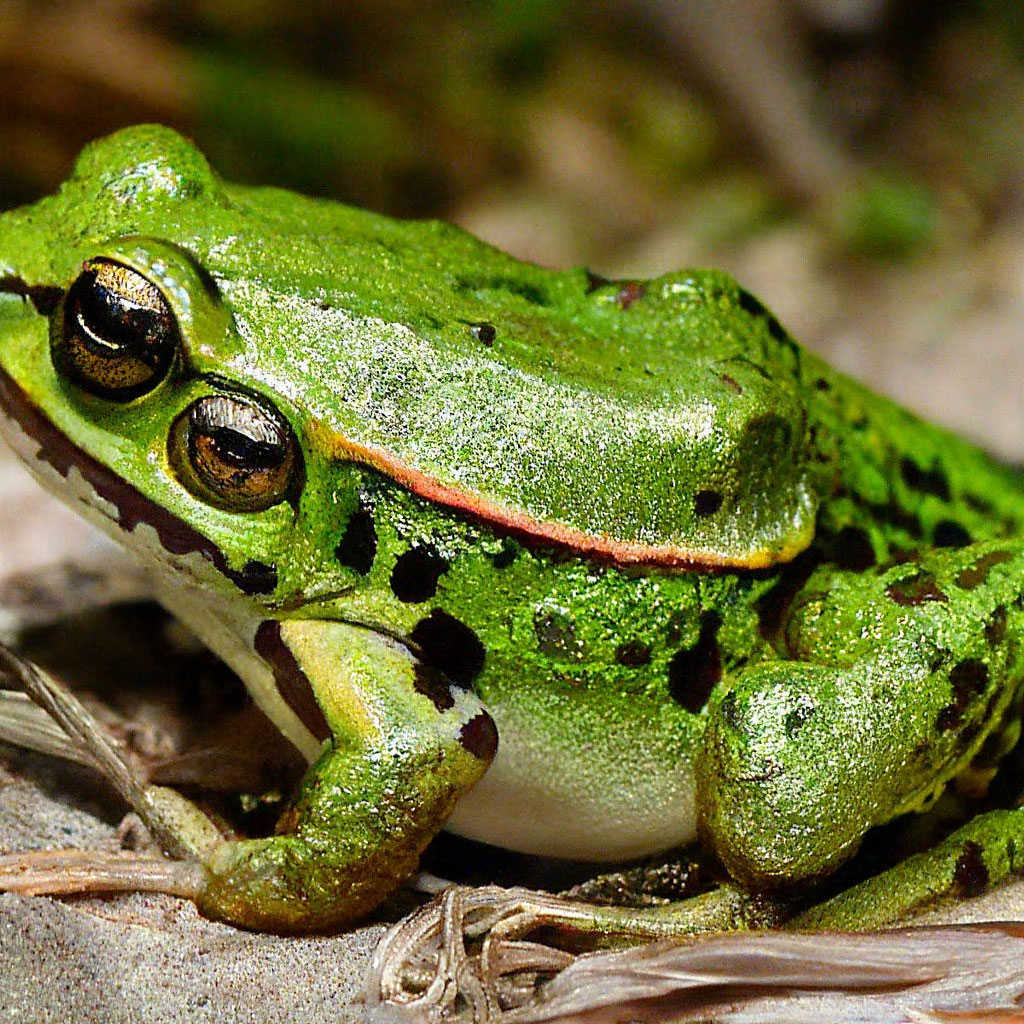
top-left (2, 124), bottom-right (1024, 930)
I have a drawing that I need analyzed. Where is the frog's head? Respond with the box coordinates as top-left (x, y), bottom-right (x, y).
top-left (0, 125), bottom-right (361, 606)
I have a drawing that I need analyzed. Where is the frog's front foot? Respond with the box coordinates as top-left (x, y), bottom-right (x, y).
top-left (0, 622), bottom-right (496, 931)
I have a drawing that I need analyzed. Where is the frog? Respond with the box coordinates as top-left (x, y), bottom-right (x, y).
top-left (1, 123), bottom-right (1024, 937)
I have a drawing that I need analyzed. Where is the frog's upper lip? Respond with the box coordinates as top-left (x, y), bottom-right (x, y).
top-left (0, 364), bottom-right (277, 598)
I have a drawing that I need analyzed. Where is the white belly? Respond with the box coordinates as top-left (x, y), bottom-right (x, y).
top-left (446, 703), bottom-right (698, 862)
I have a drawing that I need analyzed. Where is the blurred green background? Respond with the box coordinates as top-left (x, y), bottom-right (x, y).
top-left (2, 0), bottom-right (1024, 453)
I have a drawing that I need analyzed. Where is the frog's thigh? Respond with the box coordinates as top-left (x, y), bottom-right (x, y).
top-left (699, 540), bottom-right (1024, 890)
top-left (447, 687), bottom-right (704, 862)
top-left (199, 620), bottom-right (496, 931)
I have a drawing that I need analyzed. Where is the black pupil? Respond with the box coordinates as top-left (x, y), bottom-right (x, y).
top-left (208, 426), bottom-right (285, 471)
top-left (75, 271), bottom-right (163, 367)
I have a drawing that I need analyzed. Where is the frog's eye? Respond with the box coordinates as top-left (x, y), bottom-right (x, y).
top-left (52, 259), bottom-right (178, 400)
top-left (169, 393), bottom-right (302, 513)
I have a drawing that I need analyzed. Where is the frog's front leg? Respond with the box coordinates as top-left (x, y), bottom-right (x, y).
top-left (0, 620), bottom-right (495, 932)
top-left (699, 539), bottom-right (1024, 893)
top-left (196, 619), bottom-right (496, 930)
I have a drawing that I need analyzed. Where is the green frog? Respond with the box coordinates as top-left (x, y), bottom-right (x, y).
top-left (1, 124), bottom-right (1023, 935)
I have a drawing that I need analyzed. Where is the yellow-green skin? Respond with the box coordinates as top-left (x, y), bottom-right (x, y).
top-left (2, 125), bottom-right (1024, 931)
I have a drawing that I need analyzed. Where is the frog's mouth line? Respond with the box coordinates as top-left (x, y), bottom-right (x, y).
top-left (0, 276), bottom-right (63, 316)
top-left (0, 364), bottom-right (277, 597)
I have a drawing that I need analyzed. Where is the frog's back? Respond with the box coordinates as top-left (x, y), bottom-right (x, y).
top-left (203, 177), bottom-right (825, 570)
top-left (238, 190), bottom-right (1024, 567)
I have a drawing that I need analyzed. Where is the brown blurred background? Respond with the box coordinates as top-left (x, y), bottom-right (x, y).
top-left (1, 0), bottom-right (1023, 461)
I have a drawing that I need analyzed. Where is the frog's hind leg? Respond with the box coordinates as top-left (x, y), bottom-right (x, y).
top-left (369, 540), bottom-right (1024, 999)
top-left (699, 537), bottom-right (1024, 897)
top-left (794, 806), bottom-right (1024, 930)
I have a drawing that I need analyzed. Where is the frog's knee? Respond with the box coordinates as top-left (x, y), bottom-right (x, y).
top-left (697, 663), bottom-right (876, 890)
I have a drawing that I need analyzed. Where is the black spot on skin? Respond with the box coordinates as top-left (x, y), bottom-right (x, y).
top-left (951, 658), bottom-right (989, 701)
top-left (865, 498), bottom-right (925, 540)
top-left (900, 456), bottom-right (951, 501)
top-left (814, 377), bottom-right (830, 391)
top-left (335, 504), bottom-right (377, 576)
top-left (615, 281), bottom-right (645, 310)
top-left (736, 288), bottom-right (768, 319)
top-left (754, 550), bottom-right (819, 643)
top-left (487, 541), bottom-right (518, 569)
top-left (231, 559), bottom-right (279, 595)
top-left (0, 275), bottom-right (63, 315)
top-left (736, 288), bottom-right (787, 342)
top-left (956, 551), bottom-right (1013, 590)
top-left (615, 641), bottom-right (652, 668)
top-left (470, 322), bottom-right (496, 346)
top-left (953, 840), bottom-right (989, 898)
top-left (253, 620), bottom-right (331, 742)
top-left (694, 490), bottom-right (723, 517)
top-left (766, 316), bottom-right (787, 343)
top-left (934, 520), bottom-right (971, 548)
top-left (459, 711), bottom-right (498, 761)
top-left (986, 605), bottom-right (1008, 646)
top-left (410, 610), bottom-right (486, 686)
top-left (668, 611), bottom-right (722, 713)
top-left (886, 570), bottom-right (948, 606)
top-left (533, 610), bottom-right (583, 660)
top-left (412, 662), bottom-right (455, 712)
top-left (832, 527), bottom-right (876, 570)
top-left (936, 658), bottom-right (989, 731)
top-left (391, 545), bottom-right (451, 603)
top-left (965, 493), bottom-right (995, 516)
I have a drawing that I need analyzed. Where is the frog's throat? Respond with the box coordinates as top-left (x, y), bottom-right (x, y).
top-left (0, 366), bottom-right (275, 597)
top-left (314, 425), bottom-right (810, 570)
